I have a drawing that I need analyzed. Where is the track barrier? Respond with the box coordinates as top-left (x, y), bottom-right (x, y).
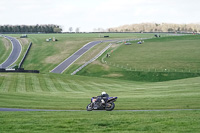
top-left (71, 43), bottom-right (112, 75)
top-left (0, 68), bottom-right (39, 73)
top-left (19, 42), bottom-right (32, 68)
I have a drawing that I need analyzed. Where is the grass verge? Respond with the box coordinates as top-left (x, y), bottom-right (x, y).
top-left (0, 110), bottom-right (200, 132)
top-left (0, 37), bottom-right (12, 64)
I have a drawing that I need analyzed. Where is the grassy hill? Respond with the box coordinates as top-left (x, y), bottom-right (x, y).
top-left (0, 73), bottom-right (200, 110)
top-left (78, 35), bottom-right (200, 81)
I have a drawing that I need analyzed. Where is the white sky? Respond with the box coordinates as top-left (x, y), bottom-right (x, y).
top-left (1, 0), bottom-right (200, 32)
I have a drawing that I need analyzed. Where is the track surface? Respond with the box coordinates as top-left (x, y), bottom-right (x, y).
top-left (0, 108), bottom-right (199, 112)
top-left (51, 40), bottom-right (112, 73)
top-left (0, 36), bottom-right (22, 68)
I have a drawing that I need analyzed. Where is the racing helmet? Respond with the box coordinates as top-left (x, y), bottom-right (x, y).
top-left (101, 91), bottom-right (106, 95)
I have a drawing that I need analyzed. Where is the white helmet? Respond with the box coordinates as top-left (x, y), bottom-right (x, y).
top-left (101, 92), bottom-right (106, 95)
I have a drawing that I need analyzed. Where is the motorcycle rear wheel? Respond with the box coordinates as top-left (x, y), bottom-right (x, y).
top-left (105, 103), bottom-right (115, 111)
top-left (86, 103), bottom-right (93, 111)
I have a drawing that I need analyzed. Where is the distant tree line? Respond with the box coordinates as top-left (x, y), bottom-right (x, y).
top-left (0, 24), bottom-right (62, 33)
top-left (108, 23), bottom-right (200, 33)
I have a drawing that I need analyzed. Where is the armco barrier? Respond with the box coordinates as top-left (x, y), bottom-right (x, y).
top-left (0, 68), bottom-right (39, 73)
top-left (19, 42), bottom-right (32, 68)
top-left (71, 43), bottom-right (112, 75)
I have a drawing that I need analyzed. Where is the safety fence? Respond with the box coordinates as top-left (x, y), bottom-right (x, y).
top-left (102, 61), bottom-right (200, 73)
top-left (71, 43), bottom-right (112, 75)
top-left (0, 68), bottom-right (39, 73)
top-left (19, 42), bottom-right (32, 68)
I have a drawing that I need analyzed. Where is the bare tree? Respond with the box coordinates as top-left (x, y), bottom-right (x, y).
top-left (69, 27), bottom-right (73, 32)
top-left (108, 23), bottom-right (200, 33)
top-left (75, 27), bottom-right (80, 33)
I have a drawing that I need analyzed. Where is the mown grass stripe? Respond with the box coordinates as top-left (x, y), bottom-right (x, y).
top-left (97, 83), bottom-right (118, 92)
top-left (16, 74), bottom-right (26, 92)
top-left (57, 78), bottom-right (73, 92)
top-left (31, 74), bottom-right (42, 92)
top-left (0, 75), bottom-right (9, 92)
top-left (44, 74), bottom-right (58, 92)
top-left (67, 80), bottom-right (82, 92)
top-left (25, 74), bottom-right (33, 92)
top-left (91, 82), bottom-right (109, 91)
top-left (37, 74), bottom-right (49, 92)
top-left (102, 82), bottom-right (132, 91)
top-left (69, 80), bottom-right (87, 92)
top-left (86, 82), bottom-right (102, 92)
top-left (0, 75), bottom-right (5, 92)
top-left (109, 83), bottom-right (126, 90)
top-left (49, 75), bottom-right (65, 92)
top-left (8, 74), bottom-right (18, 92)
top-left (78, 81), bottom-right (94, 92)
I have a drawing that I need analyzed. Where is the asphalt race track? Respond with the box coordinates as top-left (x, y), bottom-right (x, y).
top-left (51, 40), bottom-right (113, 74)
top-left (0, 108), bottom-right (200, 112)
top-left (0, 36), bottom-right (22, 68)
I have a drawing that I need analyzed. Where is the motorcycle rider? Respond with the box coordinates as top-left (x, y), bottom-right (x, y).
top-left (97, 92), bottom-right (109, 105)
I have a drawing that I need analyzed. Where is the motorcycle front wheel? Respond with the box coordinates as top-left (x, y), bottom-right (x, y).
top-left (86, 103), bottom-right (93, 111)
top-left (105, 102), bottom-right (115, 111)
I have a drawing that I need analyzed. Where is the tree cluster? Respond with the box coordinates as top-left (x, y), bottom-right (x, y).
top-left (108, 23), bottom-right (200, 33)
top-left (0, 24), bottom-right (62, 33)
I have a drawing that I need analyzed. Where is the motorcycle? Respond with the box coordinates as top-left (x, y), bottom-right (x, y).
top-left (86, 96), bottom-right (117, 111)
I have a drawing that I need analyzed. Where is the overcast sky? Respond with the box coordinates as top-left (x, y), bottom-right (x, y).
top-left (1, 0), bottom-right (200, 31)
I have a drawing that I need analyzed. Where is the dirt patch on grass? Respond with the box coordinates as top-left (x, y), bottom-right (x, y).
top-left (0, 74), bottom-right (10, 77)
top-left (92, 60), bottom-right (110, 70)
top-left (44, 41), bottom-right (80, 64)
top-left (2, 38), bottom-right (11, 50)
top-left (44, 49), bottom-right (71, 64)
top-left (44, 55), bottom-right (65, 64)
top-left (18, 38), bottom-right (29, 46)
top-left (103, 73), bottom-right (124, 78)
top-left (110, 43), bottom-right (119, 48)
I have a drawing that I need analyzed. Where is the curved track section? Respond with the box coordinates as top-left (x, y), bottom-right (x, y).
top-left (51, 41), bottom-right (103, 73)
top-left (0, 36), bottom-right (22, 68)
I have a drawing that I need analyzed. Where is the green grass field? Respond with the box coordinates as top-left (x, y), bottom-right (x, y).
top-left (1, 33), bottom-right (200, 132)
top-left (0, 37), bottom-right (12, 64)
top-left (78, 35), bottom-right (200, 81)
top-left (104, 35), bottom-right (200, 71)
top-left (1, 111), bottom-right (200, 132)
